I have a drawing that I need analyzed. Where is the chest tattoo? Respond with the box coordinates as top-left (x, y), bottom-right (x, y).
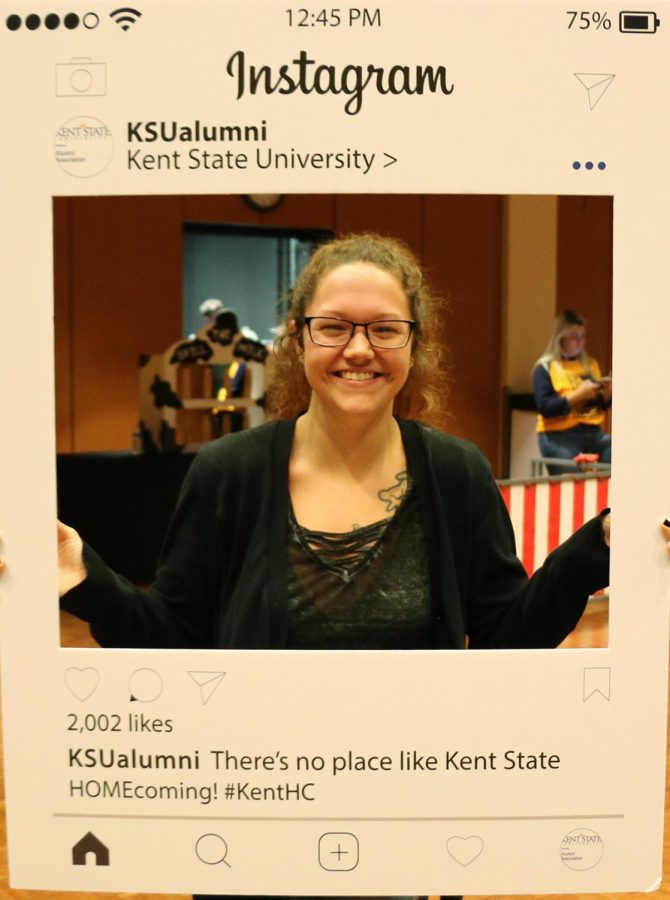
top-left (378, 470), bottom-right (409, 513)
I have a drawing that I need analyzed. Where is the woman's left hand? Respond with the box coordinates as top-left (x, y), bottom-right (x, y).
top-left (598, 376), bottom-right (612, 405)
top-left (603, 515), bottom-right (670, 554)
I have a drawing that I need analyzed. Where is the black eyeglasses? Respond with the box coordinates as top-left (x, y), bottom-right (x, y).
top-left (303, 317), bottom-right (415, 349)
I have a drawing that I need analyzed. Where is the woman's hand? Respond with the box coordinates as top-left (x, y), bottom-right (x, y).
top-left (57, 520), bottom-right (87, 597)
top-left (567, 379), bottom-right (602, 411)
top-left (662, 521), bottom-right (670, 556)
top-left (602, 511), bottom-right (611, 546)
top-left (603, 515), bottom-right (670, 555)
top-left (0, 523), bottom-right (87, 595)
top-left (598, 376), bottom-right (612, 405)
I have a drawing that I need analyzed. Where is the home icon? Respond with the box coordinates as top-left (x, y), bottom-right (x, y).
top-left (72, 831), bottom-right (110, 866)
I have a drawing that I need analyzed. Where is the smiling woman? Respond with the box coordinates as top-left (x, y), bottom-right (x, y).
top-left (268, 238), bottom-right (446, 536)
top-left (54, 233), bottom-right (610, 900)
top-left (267, 233), bottom-right (447, 426)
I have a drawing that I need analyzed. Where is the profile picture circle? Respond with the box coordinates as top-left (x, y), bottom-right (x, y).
top-left (560, 828), bottom-right (604, 870)
top-left (54, 116), bottom-right (114, 178)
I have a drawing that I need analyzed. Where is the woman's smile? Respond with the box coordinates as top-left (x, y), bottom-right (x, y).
top-left (333, 369), bottom-right (383, 383)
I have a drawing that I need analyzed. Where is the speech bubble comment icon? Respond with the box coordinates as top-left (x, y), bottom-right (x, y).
top-left (65, 667), bottom-right (99, 701)
top-left (446, 835), bottom-right (484, 866)
top-left (128, 668), bottom-right (163, 702)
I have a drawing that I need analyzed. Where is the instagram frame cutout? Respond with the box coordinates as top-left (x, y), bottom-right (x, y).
top-left (1, 1), bottom-right (669, 894)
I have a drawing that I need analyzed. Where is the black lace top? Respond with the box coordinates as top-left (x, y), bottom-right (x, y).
top-left (286, 489), bottom-right (433, 650)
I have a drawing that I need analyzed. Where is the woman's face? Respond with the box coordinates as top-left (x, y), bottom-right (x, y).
top-left (300, 261), bottom-right (414, 421)
top-left (560, 325), bottom-right (586, 359)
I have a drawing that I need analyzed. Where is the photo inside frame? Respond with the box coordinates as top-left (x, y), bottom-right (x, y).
top-left (54, 192), bottom-right (612, 649)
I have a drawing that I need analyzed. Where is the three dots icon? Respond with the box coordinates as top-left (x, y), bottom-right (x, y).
top-left (572, 161), bottom-right (607, 171)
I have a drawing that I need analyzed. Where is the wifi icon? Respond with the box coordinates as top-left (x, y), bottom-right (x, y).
top-left (110, 7), bottom-right (142, 30)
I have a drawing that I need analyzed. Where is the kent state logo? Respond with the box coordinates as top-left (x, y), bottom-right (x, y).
top-left (560, 828), bottom-right (604, 871)
top-left (54, 116), bottom-right (114, 177)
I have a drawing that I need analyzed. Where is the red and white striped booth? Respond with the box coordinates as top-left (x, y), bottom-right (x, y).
top-left (498, 475), bottom-right (610, 575)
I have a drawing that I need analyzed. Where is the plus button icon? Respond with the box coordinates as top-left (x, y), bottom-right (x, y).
top-left (318, 832), bottom-right (359, 871)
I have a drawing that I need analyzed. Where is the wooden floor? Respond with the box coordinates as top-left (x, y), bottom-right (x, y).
top-left (4, 599), bottom-right (666, 900)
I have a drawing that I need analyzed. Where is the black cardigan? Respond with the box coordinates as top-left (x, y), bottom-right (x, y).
top-left (61, 418), bottom-right (609, 650)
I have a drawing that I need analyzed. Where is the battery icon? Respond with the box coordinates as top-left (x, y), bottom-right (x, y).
top-left (619, 10), bottom-right (661, 32)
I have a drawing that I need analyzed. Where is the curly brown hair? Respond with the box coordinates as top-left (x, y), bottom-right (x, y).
top-left (265, 233), bottom-right (449, 425)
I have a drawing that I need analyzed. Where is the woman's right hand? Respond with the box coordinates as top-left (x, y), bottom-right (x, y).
top-left (567, 379), bottom-right (602, 411)
top-left (57, 520), bottom-right (87, 597)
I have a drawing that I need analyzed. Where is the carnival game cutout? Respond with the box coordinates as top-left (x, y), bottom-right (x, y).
top-left (139, 310), bottom-right (268, 452)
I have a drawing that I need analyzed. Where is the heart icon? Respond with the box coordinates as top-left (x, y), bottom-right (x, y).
top-left (65, 667), bottom-right (100, 701)
top-left (446, 835), bottom-right (484, 866)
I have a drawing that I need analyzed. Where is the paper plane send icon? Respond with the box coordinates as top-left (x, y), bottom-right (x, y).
top-left (188, 671), bottom-right (227, 704)
top-left (575, 73), bottom-right (615, 110)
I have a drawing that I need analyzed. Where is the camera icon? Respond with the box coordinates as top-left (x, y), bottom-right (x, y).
top-left (56, 58), bottom-right (107, 96)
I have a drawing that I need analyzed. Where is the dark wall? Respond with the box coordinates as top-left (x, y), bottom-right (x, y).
top-left (557, 196), bottom-right (613, 374)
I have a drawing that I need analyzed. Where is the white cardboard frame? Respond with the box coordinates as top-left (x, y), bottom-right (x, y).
top-left (1, 1), bottom-right (669, 894)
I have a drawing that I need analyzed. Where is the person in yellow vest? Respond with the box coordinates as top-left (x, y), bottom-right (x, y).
top-left (533, 310), bottom-right (612, 474)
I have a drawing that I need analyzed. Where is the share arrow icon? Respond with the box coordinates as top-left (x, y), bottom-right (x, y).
top-left (188, 671), bottom-right (227, 705)
top-left (575, 73), bottom-right (616, 110)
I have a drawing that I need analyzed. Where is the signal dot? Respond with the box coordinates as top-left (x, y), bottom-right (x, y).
top-left (585, 161), bottom-right (594, 170)
top-left (572, 161), bottom-right (581, 170)
top-left (6, 14), bottom-right (21, 29)
top-left (83, 11), bottom-right (99, 28)
top-left (25, 13), bottom-right (41, 29)
top-left (45, 13), bottom-right (60, 28)
top-left (598, 161), bottom-right (606, 170)
top-left (64, 12), bottom-right (79, 28)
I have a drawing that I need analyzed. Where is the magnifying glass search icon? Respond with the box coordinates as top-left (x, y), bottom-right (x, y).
top-left (195, 833), bottom-right (232, 867)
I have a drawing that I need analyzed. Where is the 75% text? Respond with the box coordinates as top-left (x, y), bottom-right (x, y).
top-left (567, 10), bottom-right (612, 29)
